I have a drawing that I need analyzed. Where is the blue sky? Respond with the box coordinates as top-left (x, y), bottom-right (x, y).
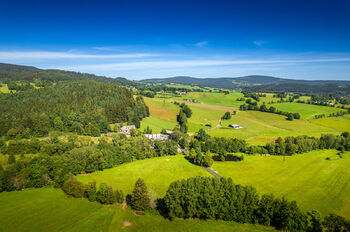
top-left (0, 0), bottom-right (350, 80)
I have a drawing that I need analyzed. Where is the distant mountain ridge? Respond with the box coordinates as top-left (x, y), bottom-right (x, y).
top-left (141, 75), bottom-right (350, 89)
top-left (0, 63), bottom-right (138, 87)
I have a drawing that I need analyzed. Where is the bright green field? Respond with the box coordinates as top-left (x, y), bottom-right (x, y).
top-left (77, 155), bottom-right (212, 197)
top-left (212, 150), bottom-right (350, 218)
top-left (142, 95), bottom-right (350, 143)
top-left (208, 111), bottom-right (349, 144)
top-left (78, 151), bottom-right (350, 219)
top-left (139, 116), bottom-right (176, 133)
top-left (0, 188), bottom-right (274, 232)
top-left (0, 84), bottom-right (12, 93)
top-left (270, 102), bottom-right (346, 119)
top-left (180, 92), bottom-right (243, 108)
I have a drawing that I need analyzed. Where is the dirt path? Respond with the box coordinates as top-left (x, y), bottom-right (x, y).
top-left (203, 167), bottom-right (222, 178)
top-left (205, 119), bottom-right (222, 132)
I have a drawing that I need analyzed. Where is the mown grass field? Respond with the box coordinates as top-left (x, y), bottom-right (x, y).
top-left (0, 188), bottom-right (274, 232)
top-left (269, 102), bottom-right (346, 119)
top-left (77, 155), bottom-right (212, 197)
top-left (209, 111), bottom-right (348, 144)
top-left (141, 92), bottom-right (350, 144)
top-left (77, 151), bottom-right (350, 219)
top-left (212, 150), bottom-right (350, 218)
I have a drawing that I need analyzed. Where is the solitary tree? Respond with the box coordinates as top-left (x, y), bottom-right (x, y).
top-left (131, 178), bottom-right (150, 210)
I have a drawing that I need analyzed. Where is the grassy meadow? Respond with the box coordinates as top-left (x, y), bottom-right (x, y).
top-left (76, 151), bottom-right (350, 219)
top-left (77, 155), bottom-right (212, 197)
top-left (141, 92), bottom-right (350, 144)
top-left (212, 150), bottom-right (350, 218)
top-left (0, 188), bottom-right (274, 232)
top-left (269, 102), bottom-right (346, 119)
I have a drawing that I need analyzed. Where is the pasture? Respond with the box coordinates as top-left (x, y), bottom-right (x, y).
top-left (0, 188), bottom-right (274, 232)
top-left (212, 150), bottom-right (350, 218)
top-left (77, 150), bottom-right (350, 219)
top-left (269, 102), bottom-right (346, 119)
top-left (77, 155), bottom-right (212, 197)
top-left (141, 93), bottom-right (350, 144)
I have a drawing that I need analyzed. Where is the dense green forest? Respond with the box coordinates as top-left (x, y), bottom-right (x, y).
top-left (0, 81), bottom-right (149, 137)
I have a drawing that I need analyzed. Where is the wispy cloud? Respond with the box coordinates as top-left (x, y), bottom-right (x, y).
top-left (253, 40), bottom-right (266, 47)
top-left (0, 51), bottom-right (158, 60)
top-left (58, 57), bottom-right (350, 71)
top-left (195, 41), bottom-right (208, 47)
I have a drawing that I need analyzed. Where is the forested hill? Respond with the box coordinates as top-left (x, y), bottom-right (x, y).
top-left (0, 63), bottom-right (138, 87)
top-left (0, 80), bottom-right (149, 137)
top-left (142, 75), bottom-right (350, 90)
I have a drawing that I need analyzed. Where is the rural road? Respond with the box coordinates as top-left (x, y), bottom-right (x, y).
top-left (203, 167), bottom-right (222, 178)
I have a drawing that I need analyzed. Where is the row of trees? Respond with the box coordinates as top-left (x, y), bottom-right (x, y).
top-left (62, 178), bottom-right (124, 204)
top-left (163, 176), bottom-right (350, 231)
top-left (239, 103), bottom-right (301, 121)
top-left (186, 130), bottom-right (350, 168)
top-left (0, 81), bottom-right (149, 137)
top-left (62, 177), bottom-right (150, 211)
top-left (175, 102), bottom-right (192, 133)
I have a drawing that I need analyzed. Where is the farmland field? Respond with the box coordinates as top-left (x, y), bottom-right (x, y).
top-left (269, 102), bottom-right (346, 119)
top-left (141, 93), bottom-right (350, 144)
top-left (212, 150), bottom-right (350, 218)
top-left (77, 155), bottom-right (212, 197)
top-left (0, 188), bottom-right (274, 232)
top-left (77, 150), bottom-right (350, 219)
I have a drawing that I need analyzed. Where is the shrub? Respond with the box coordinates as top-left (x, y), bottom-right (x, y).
top-left (84, 182), bottom-right (97, 201)
top-left (62, 179), bottom-right (85, 198)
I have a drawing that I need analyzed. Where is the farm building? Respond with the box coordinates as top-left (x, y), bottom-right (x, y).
top-left (229, 124), bottom-right (243, 129)
top-left (165, 130), bottom-right (173, 135)
top-left (119, 125), bottom-right (136, 134)
top-left (144, 134), bottom-right (169, 141)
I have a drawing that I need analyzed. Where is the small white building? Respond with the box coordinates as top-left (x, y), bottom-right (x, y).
top-left (229, 124), bottom-right (243, 129)
top-left (119, 125), bottom-right (136, 134)
top-left (144, 134), bottom-right (169, 141)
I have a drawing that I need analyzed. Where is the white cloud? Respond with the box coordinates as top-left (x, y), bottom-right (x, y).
top-left (57, 57), bottom-right (350, 72)
top-left (195, 41), bottom-right (208, 47)
top-left (253, 40), bottom-right (265, 47)
top-left (0, 51), bottom-right (158, 60)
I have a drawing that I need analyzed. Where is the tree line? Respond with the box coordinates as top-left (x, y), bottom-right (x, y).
top-left (163, 176), bottom-right (350, 232)
top-left (239, 101), bottom-right (301, 121)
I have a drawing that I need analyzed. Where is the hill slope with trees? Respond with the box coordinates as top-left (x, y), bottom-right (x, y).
top-left (0, 80), bottom-right (149, 137)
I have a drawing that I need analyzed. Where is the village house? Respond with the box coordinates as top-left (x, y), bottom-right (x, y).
top-left (119, 125), bottom-right (136, 134)
top-left (229, 124), bottom-right (243, 129)
top-left (144, 133), bottom-right (169, 141)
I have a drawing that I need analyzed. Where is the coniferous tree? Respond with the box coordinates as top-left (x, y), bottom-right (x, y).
top-left (131, 178), bottom-right (149, 210)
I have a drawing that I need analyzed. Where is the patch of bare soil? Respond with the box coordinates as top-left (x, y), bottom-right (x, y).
top-left (122, 221), bottom-right (132, 229)
top-left (79, 173), bottom-right (90, 176)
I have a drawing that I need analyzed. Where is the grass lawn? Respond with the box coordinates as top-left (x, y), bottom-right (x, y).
top-left (143, 95), bottom-right (350, 142)
top-left (208, 111), bottom-right (348, 144)
top-left (139, 116), bottom-right (176, 133)
top-left (183, 92), bottom-right (243, 108)
top-left (77, 155), bottom-right (212, 197)
top-left (0, 188), bottom-right (274, 232)
top-left (269, 102), bottom-right (345, 119)
top-left (211, 150), bottom-right (350, 218)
